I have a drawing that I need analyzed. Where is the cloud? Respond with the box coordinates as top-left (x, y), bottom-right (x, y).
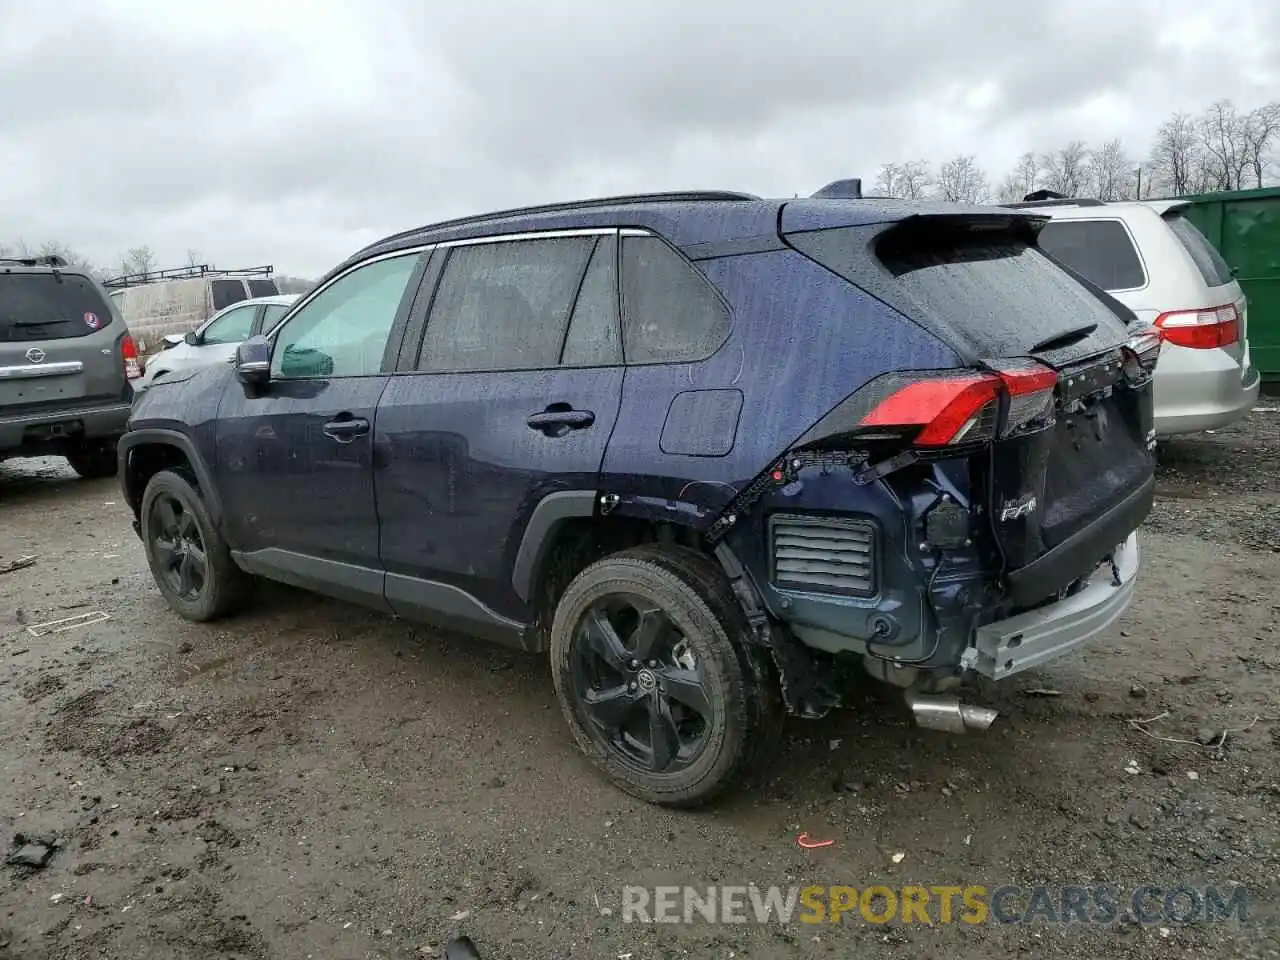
top-left (1, 0), bottom-right (1276, 276)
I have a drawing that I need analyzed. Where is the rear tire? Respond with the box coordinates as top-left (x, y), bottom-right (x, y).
top-left (140, 469), bottom-right (249, 622)
top-left (549, 543), bottom-right (781, 807)
top-left (66, 441), bottom-right (118, 479)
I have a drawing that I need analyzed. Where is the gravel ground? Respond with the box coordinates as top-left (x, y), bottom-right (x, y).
top-left (1, 411), bottom-right (1279, 960)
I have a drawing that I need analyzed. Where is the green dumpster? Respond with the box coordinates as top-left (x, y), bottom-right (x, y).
top-left (1177, 186), bottom-right (1280, 381)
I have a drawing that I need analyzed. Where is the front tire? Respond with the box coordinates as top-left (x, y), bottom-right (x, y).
top-left (140, 469), bottom-right (249, 622)
top-left (66, 441), bottom-right (118, 479)
top-left (549, 544), bottom-right (780, 807)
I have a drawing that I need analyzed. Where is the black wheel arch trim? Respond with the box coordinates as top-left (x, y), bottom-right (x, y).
top-left (118, 428), bottom-right (223, 527)
top-left (511, 489), bottom-right (599, 602)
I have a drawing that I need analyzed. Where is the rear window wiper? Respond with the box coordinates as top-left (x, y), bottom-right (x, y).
top-left (1029, 323), bottom-right (1097, 353)
top-left (11, 318), bottom-right (72, 326)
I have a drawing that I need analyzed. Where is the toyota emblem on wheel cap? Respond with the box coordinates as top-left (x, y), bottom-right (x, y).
top-left (636, 669), bottom-right (658, 692)
top-left (25, 347), bottom-right (46, 363)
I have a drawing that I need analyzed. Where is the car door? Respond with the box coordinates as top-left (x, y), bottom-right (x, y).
top-left (214, 249), bottom-right (428, 609)
top-left (375, 232), bottom-right (624, 636)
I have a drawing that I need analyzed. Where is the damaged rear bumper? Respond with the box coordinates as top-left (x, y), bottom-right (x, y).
top-left (970, 532), bottom-right (1140, 680)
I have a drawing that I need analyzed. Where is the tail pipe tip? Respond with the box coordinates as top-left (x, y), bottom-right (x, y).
top-left (904, 690), bottom-right (998, 734)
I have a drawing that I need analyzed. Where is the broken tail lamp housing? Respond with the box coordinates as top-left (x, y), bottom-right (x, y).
top-left (1153, 303), bottom-right (1240, 350)
top-left (794, 364), bottom-right (1058, 451)
top-left (1121, 325), bottom-right (1162, 382)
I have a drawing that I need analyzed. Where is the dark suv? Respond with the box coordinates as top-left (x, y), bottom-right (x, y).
top-left (120, 188), bottom-right (1161, 806)
top-left (2, 257), bottom-right (141, 477)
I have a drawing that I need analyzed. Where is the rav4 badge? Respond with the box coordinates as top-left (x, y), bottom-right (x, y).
top-left (1000, 495), bottom-right (1038, 522)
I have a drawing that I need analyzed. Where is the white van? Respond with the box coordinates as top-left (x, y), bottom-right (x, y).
top-left (104, 266), bottom-right (279, 352)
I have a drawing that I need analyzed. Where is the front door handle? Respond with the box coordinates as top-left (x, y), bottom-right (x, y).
top-left (323, 416), bottom-right (370, 442)
top-left (527, 407), bottom-right (595, 437)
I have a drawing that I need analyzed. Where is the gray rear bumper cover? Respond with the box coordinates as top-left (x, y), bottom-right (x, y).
top-left (972, 533), bottom-right (1140, 680)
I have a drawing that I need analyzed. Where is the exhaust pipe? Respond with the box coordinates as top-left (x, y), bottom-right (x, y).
top-left (904, 689), bottom-right (998, 734)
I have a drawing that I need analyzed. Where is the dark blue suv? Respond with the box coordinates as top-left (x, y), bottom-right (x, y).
top-left (120, 187), bottom-right (1161, 806)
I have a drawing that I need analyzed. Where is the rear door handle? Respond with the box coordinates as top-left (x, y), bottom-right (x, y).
top-left (527, 407), bottom-right (595, 436)
top-left (323, 416), bottom-right (370, 442)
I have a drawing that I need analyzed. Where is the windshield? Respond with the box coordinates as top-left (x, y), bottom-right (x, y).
top-left (788, 218), bottom-right (1131, 362)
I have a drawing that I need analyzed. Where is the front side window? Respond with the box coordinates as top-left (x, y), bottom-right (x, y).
top-left (419, 237), bottom-right (595, 372)
top-left (271, 254), bottom-right (420, 379)
top-left (620, 236), bottom-right (730, 364)
top-left (200, 304), bottom-right (258, 345)
top-left (259, 302), bottom-right (292, 333)
top-left (1037, 220), bottom-right (1147, 291)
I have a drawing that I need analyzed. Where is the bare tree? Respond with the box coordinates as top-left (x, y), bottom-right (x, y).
top-left (873, 163), bottom-right (902, 198)
top-left (898, 160), bottom-right (932, 200)
top-left (935, 155), bottom-right (990, 203)
top-left (1149, 113), bottom-right (1199, 195)
top-left (1089, 139), bottom-right (1135, 200)
top-left (1039, 141), bottom-right (1091, 196)
top-left (1242, 101), bottom-right (1280, 188)
top-left (1198, 99), bottom-right (1251, 192)
top-left (873, 160), bottom-right (930, 199)
top-left (120, 245), bottom-right (157, 277)
top-left (185, 248), bottom-right (204, 268)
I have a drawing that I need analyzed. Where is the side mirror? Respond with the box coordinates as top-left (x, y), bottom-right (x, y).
top-left (162, 333), bottom-right (186, 349)
top-left (183, 331), bottom-right (200, 347)
top-left (235, 335), bottom-right (272, 387)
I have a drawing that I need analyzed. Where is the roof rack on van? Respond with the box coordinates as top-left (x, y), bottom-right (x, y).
top-left (369, 191), bottom-right (760, 251)
top-left (103, 263), bottom-right (274, 289)
top-left (0, 255), bottom-right (68, 268)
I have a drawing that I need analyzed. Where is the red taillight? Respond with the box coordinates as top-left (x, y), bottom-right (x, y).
top-left (1154, 304), bottom-right (1240, 349)
top-left (858, 364), bottom-right (1057, 447)
top-left (121, 334), bottom-right (142, 380)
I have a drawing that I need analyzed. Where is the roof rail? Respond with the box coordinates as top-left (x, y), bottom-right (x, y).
top-left (0, 255), bottom-right (68, 268)
top-left (366, 191), bottom-right (760, 251)
top-left (103, 263), bottom-right (274, 289)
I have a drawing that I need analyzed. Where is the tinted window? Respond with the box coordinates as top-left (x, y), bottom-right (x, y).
top-left (247, 279), bottom-right (278, 298)
top-left (789, 221), bottom-right (1130, 361)
top-left (419, 237), bottom-right (594, 372)
top-left (259, 302), bottom-right (291, 332)
top-left (0, 273), bottom-right (113, 342)
top-left (1037, 220), bottom-right (1146, 291)
top-left (1164, 213), bottom-right (1234, 287)
top-left (271, 254), bottom-right (419, 379)
top-left (561, 237), bottom-right (622, 366)
top-left (211, 279), bottom-right (248, 310)
top-left (200, 304), bottom-right (257, 345)
top-left (620, 236), bottom-right (729, 364)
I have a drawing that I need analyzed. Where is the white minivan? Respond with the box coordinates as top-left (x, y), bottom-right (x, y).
top-left (1017, 198), bottom-right (1260, 435)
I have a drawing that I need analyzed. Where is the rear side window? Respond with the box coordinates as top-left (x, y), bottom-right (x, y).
top-left (789, 220), bottom-right (1131, 360)
top-left (211, 279), bottom-right (248, 310)
top-left (419, 237), bottom-right (595, 372)
top-left (0, 273), bottom-right (114, 342)
top-left (561, 237), bottom-right (622, 366)
top-left (620, 236), bottom-right (730, 364)
top-left (1037, 220), bottom-right (1146, 291)
top-left (247, 279), bottom-right (278, 298)
top-left (1164, 213), bottom-right (1234, 288)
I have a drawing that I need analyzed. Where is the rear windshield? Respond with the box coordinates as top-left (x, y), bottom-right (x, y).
top-left (1164, 212), bottom-right (1234, 288)
top-left (247, 279), bottom-right (278, 298)
top-left (1037, 219), bottom-right (1146, 291)
top-left (0, 272), bottom-right (114, 342)
top-left (788, 219), bottom-right (1130, 361)
top-left (211, 279), bottom-right (248, 310)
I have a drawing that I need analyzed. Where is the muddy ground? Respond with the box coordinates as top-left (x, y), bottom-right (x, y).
top-left (1, 410), bottom-right (1279, 960)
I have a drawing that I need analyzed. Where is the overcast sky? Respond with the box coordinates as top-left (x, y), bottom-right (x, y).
top-left (2, 0), bottom-right (1276, 278)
